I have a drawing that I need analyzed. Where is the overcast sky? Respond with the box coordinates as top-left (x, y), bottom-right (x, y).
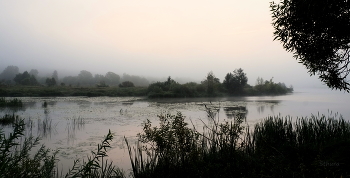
top-left (0, 0), bottom-right (326, 89)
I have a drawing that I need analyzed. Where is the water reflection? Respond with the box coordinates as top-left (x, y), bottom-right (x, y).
top-left (122, 102), bottom-right (134, 106)
top-left (255, 100), bottom-right (280, 114)
top-left (1, 91), bottom-right (349, 174)
top-left (77, 100), bottom-right (92, 109)
top-left (223, 106), bottom-right (248, 119)
top-left (0, 106), bottom-right (26, 113)
top-left (66, 117), bottom-right (86, 145)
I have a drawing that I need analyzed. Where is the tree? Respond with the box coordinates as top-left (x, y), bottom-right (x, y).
top-left (270, 0), bottom-right (350, 91)
top-left (29, 69), bottom-right (39, 78)
top-left (13, 71), bottom-right (38, 85)
top-left (78, 70), bottom-right (93, 86)
top-left (223, 68), bottom-right (248, 94)
top-left (52, 70), bottom-right (58, 83)
top-left (94, 74), bottom-right (106, 85)
top-left (105, 72), bottom-right (120, 86)
top-left (122, 73), bottom-right (149, 87)
top-left (45, 77), bottom-right (56, 87)
top-left (201, 71), bottom-right (220, 95)
top-left (0, 66), bottom-right (19, 81)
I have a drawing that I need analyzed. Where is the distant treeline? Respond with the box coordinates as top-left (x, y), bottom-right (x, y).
top-left (0, 65), bottom-right (293, 97)
top-left (0, 65), bottom-right (149, 87)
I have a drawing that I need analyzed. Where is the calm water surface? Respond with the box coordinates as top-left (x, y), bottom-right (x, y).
top-left (1, 88), bottom-right (349, 173)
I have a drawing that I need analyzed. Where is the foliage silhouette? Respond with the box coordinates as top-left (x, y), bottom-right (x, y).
top-left (270, 0), bottom-right (350, 91)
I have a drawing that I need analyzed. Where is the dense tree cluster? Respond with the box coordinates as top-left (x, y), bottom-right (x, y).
top-left (0, 66), bottom-right (19, 85)
top-left (223, 68), bottom-right (248, 94)
top-left (147, 69), bottom-right (293, 98)
top-left (13, 71), bottom-right (39, 86)
top-left (45, 78), bottom-right (56, 87)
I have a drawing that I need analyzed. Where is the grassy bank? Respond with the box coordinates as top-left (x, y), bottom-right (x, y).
top-left (0, 86), bottom-right (148, 97)
top-left (0, 85), bottom-right (292, 98)
top-left (0, 97), bottom-right (23, 107)
top-left (1, 110), bottom-right (349, 177)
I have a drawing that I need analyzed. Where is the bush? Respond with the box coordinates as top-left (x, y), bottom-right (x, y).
top-left (119, 81), bottom-right (135, 88)
top-left (126, 107), bottom-right (350, 178)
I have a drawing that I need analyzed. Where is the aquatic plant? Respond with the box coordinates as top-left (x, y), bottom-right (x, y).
top-left (0, 97), bottom-right (23, 107)
top-left (65, 129), bottom-right (125, 178)
top-left (126, 104), bottom-right (249, 178)
top-left (1, 117), bottom-right (125, 178)
top-left (126, 106), bottom-right (350, 177)
top-left (250, 113), bottom-right (350, 177)
top-left (0, 114), bottom-right (18, 125)
top-left (0, 119), bottom-right (58, 178)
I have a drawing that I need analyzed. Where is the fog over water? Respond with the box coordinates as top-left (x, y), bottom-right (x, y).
top-left (0, 0), bottom-right (336, 89)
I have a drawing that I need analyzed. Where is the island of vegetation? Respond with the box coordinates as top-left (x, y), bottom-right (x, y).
top-left (0, 65), bottom-right (293, 97)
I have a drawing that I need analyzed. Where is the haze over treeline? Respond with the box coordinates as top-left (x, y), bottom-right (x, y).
top-left (0, 1), bottom-right (329, 90)
top-left (0, 65), bottom-right (200, 86)
top-left (0, 65), bottom-right (293, 88)
top-left (0, 65), bottom-right (294, 97)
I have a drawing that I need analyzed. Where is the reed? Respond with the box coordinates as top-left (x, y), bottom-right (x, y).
top-left (0, 113), bottom-right (18, 125)
top-left (65, 129), bottom-right (125, 178)
top-left (0, 97), bottom-right (23, 107)
top-left (126, 106), bottom-right (350, 178)
top-left (250, 113), bottom-right (350, 177)
top-left (0, 119), bottom-right (58, 178)
top-left (1, 118), bottom-right (126, 178)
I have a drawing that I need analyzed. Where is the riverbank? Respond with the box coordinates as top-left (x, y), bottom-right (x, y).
top-left (0, 85), bottom-right (292, 97)
top-left (0, 86), bottom-right (148, 97)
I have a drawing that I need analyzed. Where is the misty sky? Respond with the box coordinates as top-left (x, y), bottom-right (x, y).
top-left (0, 0), bottom-right (326, 89)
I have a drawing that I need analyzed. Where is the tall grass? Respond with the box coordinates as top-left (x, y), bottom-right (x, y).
top-left (126, 106), bottom-right (251, 178)
top-left (0, 119), bottom-right (58, 178)
top-left (2, 104), bottom-right (350, 177)
top-left (0, 114), bottom-right (18, 125)
top-left (250, 113), bottom-right (350, 177)
top-left (65, 129), bottom-right (125, 178)
top-left (126, 107), bottom-right (350, 178)
top-left (1, 118), bottom-right (126, 178)
top-left (0, 97), bottom-right (23, 107)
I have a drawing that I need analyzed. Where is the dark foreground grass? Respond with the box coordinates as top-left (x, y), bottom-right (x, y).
top-left (0, 119), bottom-right (125, 178)
top-left (126, 109), bottom-right (350, 178)
top-left (1, 110), bottom-right (350, 177)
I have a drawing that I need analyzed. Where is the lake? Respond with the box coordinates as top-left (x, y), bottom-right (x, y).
top-left (1, 88), bottom-right (350, 174)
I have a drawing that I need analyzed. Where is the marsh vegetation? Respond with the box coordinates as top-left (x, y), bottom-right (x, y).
top-left (1, 93), bottom-right (350, 177)
top-left (1, 105), bottom-right (349, 177)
